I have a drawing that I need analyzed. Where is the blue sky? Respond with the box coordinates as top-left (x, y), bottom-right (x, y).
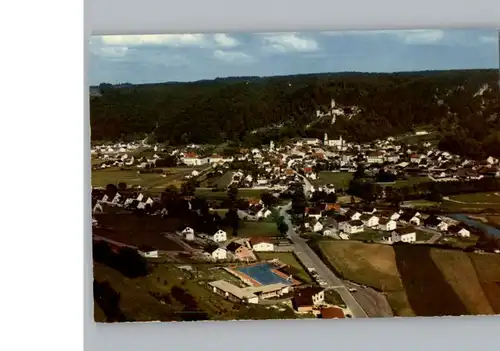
top-left (89, 29), bottom-right (498, 85)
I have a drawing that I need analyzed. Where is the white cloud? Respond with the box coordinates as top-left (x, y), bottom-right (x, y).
top-left (100, 34), bottom-right (208, 47)
top-left (262, 34), bottom-right (319, 52)
top-left (395, 30), bottom-right (444, 44)
top-left (213, 50), bottom-right (254, 63)
top-left (95, 46), bottom-right (129, 58)
top-left (479, 35), bottom-right (496, 43)
top-left (321, 29), bottom-right (444, 44)
top-left (213, 34), bottom-right (239, 48)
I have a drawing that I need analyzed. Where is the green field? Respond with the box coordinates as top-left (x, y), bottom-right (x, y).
top-left (392, 177), bottom-right (432, 188)
top-left (449, 192), bottom-right (500, 204)
top-left (201, 171), bottom-right (234, 188)
top-left (416, 230), bottom-right (434, 241)
top-left (348, 229), bottom-right (387, 242)
top-left (230, 221), bottom-right (279, 237)
top-left (92, 167), bottom-right (199, 192)
top-left (313, 171), bottom-right (353, 189)
top-left (195, 187), bottom-right (267, 200)
top-left (256, 252), bottom-right (312, 283)
top-left (317, 241), bottom-right (500, 317)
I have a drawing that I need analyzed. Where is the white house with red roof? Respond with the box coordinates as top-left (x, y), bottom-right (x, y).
top-left (181, 152), bottom-right (209, 166)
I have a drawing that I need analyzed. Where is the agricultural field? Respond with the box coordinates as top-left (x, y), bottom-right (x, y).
top-left (92, 213), bottom-right (184, 251)
top-left (94, 262), bottom-right (297, 322)
top-left (317, 240), bottom-right (500, 317)
top-left (201, 171), bottom-right (234, 188)
top-left (229, 221), bottom-right (280, 237)
top-left (92, 167), bottom-right (201, 193)
top-left (392, 176), bottom-right (431, 188)
top-left (437, 235), bottom-right (479, 249)
top-left (312, 171), bottom-right (353, 189)
top-left (195, 187), bottom-right (268, 200)
top-left (256, 252), bottom-right (312, 283)
top-left (348, 229), bottom-right (387, 242)
top-left (448, 192), bottom-right (500, 204)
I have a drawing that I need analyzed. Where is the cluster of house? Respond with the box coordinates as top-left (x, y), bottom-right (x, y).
top-left (303, 203), bottom-right (471, 243)
top-left (92, 191), bottom-right (158, 213)
top-left (279, 134), bottom-right (500, 184)
top-left (179, 226), bottom-right (277, 261)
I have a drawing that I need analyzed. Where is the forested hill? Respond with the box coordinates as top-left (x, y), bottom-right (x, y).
top-left (90, 69), bottom-right (500, 158)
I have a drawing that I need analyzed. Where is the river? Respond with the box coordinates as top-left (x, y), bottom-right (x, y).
top-left (448, 214), bottom-right (500, 238)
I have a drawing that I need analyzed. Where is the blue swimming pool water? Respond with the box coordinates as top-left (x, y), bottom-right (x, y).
top-left (237, 263), bottom-right (292, 285)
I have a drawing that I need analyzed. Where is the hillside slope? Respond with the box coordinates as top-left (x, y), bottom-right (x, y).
top-left (90, 70), bottom-right (499, 158)
top-left (318, 241), bottom-right (500, 317)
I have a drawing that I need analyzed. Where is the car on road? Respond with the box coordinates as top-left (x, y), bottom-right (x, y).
top-left (348, 288), bottom-right (357, 293)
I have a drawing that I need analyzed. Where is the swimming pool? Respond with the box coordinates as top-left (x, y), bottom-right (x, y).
top-left (237, 263), bottom-right (292, 286)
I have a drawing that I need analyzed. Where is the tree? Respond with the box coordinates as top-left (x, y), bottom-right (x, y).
top-left (353, 164), bottom-right (365, 180)
top-left (261, 191), bottom-right (277, 208)
top-left (291, 189), bottom-right (307, 217)
top-left (105, 183), bottom-right (118, 197)
top-left (227, 184), bottom-right (239, 204)
top-left (180, 179), bottom-right (197, 196)
top-left (225, 208), bottom-right (240, 236)
top-left (117, 182), bottom-right (127, 191)
top-left (277, 216), bottom-right (289, 236)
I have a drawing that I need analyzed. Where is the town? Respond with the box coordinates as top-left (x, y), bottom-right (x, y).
top-left (92, 126), bottom-right (500, 322)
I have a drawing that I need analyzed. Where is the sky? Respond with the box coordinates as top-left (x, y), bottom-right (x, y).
top-left (89, 29), bottom-right (499, 85)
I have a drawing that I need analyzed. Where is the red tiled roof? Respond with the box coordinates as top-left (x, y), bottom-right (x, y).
top-left (321, 307), bottom-right (345, 319)
top-left (183, 152), bottom-right (198, 158)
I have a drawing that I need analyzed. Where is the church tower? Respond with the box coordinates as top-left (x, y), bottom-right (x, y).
top-left (324, 133), bottom-right (328, 145)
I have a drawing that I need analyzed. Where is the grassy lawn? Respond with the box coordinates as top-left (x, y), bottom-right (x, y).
top-left (256, 252), bottom-right (312, 283)
top-left (201, 171), bottom-right (234, 188)
top-left (416, 230), bottom-right (434, 241)
top-left (449, 192), bottom-right (500, 204)
top-left (324, 289), bottom-right (346, 308)
top-left (92, 167), bottom-right (196, 192)
top-left (348, 229), bottom-right (387, 242)
top-left (437, 235), bottom-right (479, 249)
top-left (318, 241), bottom-right (403, 292)
top-left (404, 200), bottom-right (439, 208)
top-left (312, 171), bottom-right (353, 189)
top-left (440, 201), bottom-right (500, 213)
top-left (393, 177), bottom-right (432, 188)
top-left (195, 187), bottom-right (268, 200)
top-left (233, 221), bottom-right (279, 237)
top-left (238, 188), bottom-right (269, 198)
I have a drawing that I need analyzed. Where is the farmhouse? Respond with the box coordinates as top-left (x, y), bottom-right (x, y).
top-left (360, 214), bottom-right (379, 228)
top-left (345, 209), bottom-right (361, 220)
top-left (340, 220), bottom-right (364, 234)
top-left (250, 237), bottom-right (274, 252)
top-left (390, 227), bottom-right (417, 243)
top-left (209, 247), bottom-right (227, 260)
top-left (292, 286), bottom-right (325, 313)
top-left (226, 242), bottom-right (255, 261)
top-left (378, 218), bottom-right (397, 231)
top-left (182, 227), bottom-right (195, 241)
top-left (211, 229), bottom-right (227, 243)
top-left (448, 225), bottom-right (471, 238)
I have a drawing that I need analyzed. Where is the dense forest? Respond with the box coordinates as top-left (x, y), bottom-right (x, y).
top-left (90, 70), bottom-right (500, 159)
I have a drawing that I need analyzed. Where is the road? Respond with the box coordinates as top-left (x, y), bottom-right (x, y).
top-left (416, 226), bottom-right (443, 244)
top-left (279, 177), bottom-right (368, 318)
